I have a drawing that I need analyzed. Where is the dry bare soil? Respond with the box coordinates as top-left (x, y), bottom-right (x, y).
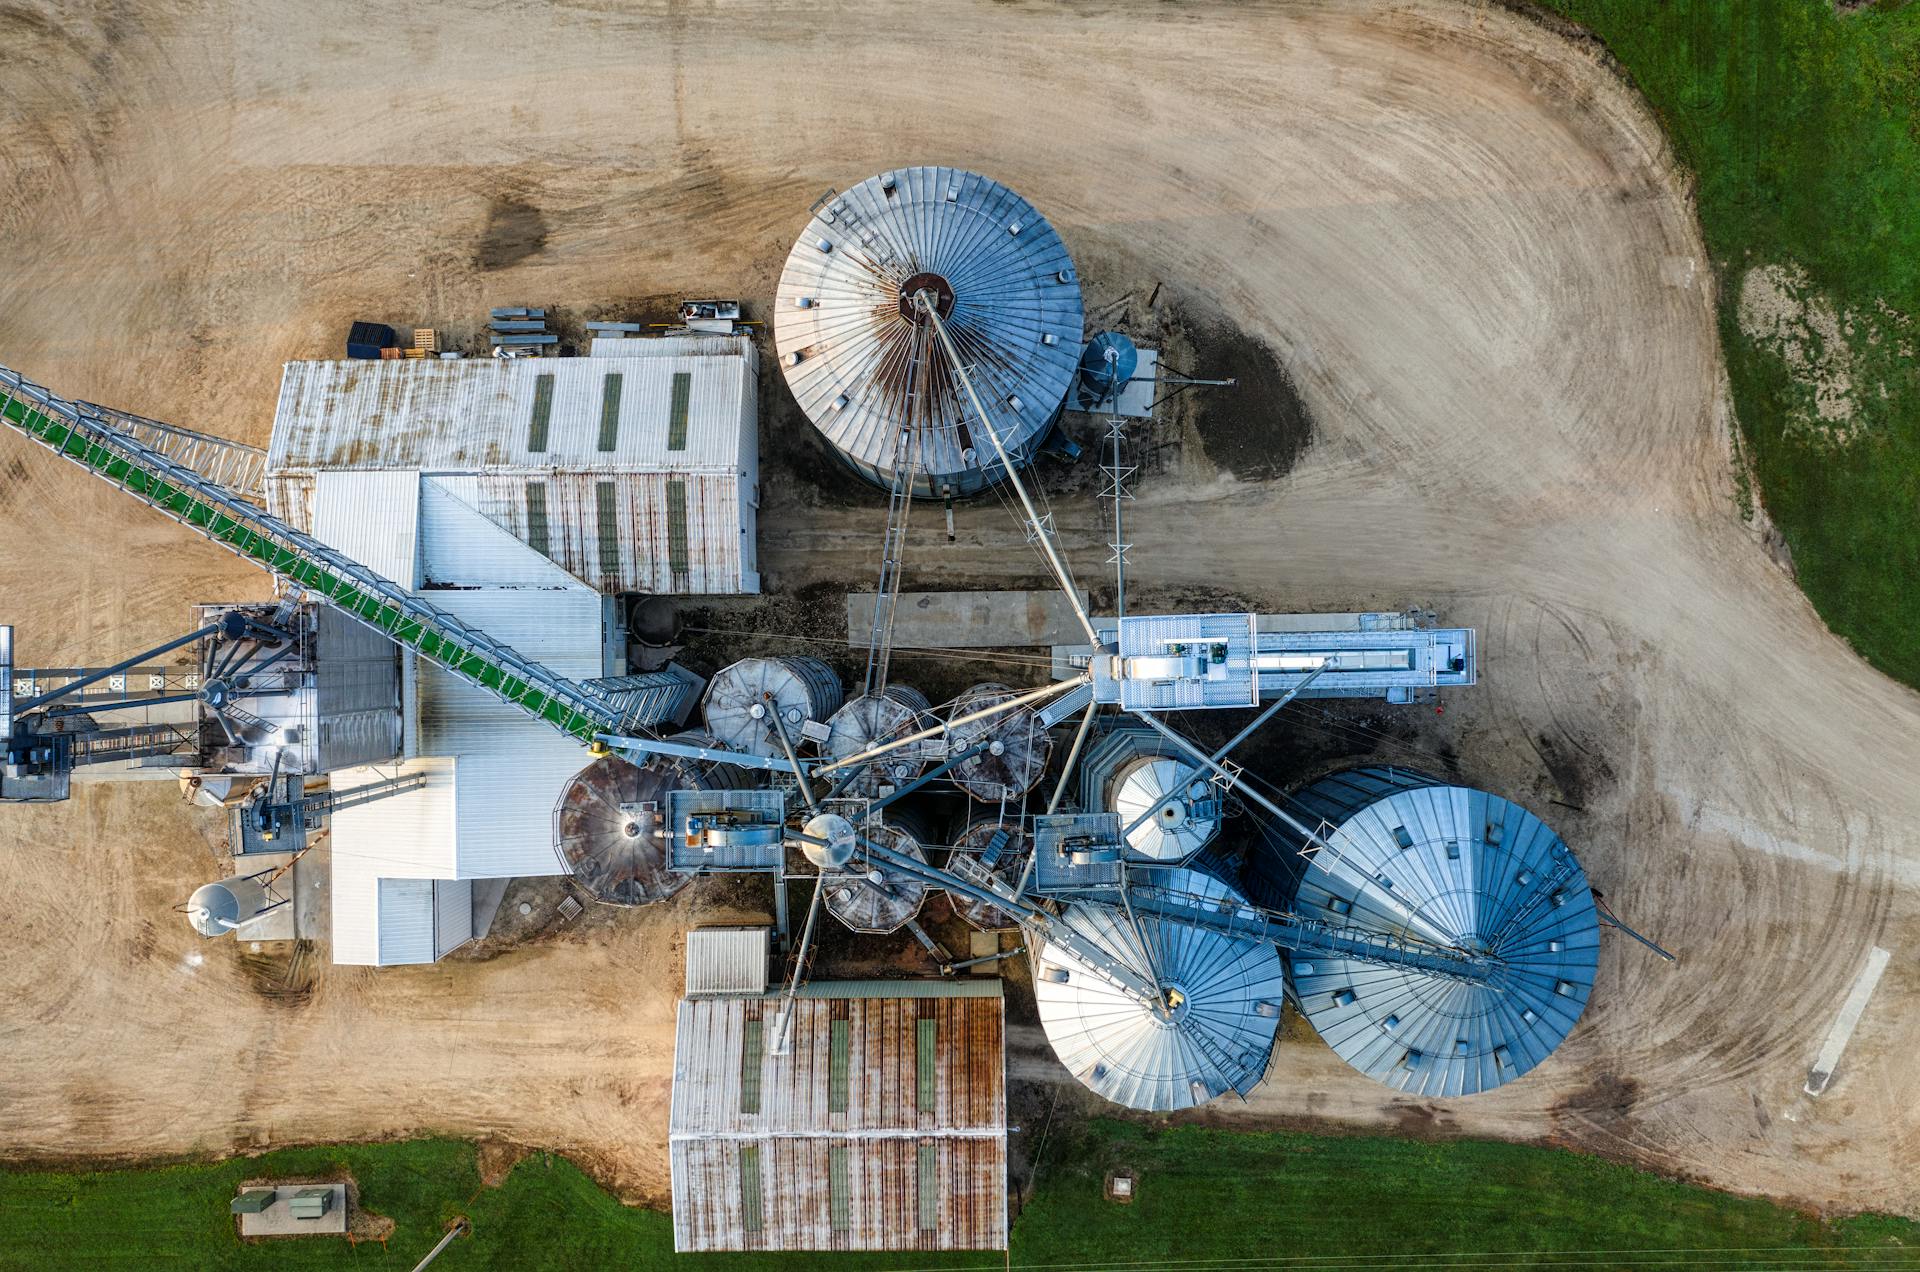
top-left (3, 0), bottom-right (1919, 1218)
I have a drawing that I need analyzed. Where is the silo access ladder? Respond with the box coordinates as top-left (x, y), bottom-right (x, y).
top-left (0, 365), bottom-right (629, 747)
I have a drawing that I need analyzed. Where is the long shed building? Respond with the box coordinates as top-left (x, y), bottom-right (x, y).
top-left (266, 336), bottom-right (760, 594)
top-left (669, 980), bottom-right (1008, 1253)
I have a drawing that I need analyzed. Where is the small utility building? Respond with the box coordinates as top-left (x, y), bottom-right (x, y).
top-left (669, 979), bottom-right (1008, 1253)
top-left (267, 336), bottom-right (760, 595)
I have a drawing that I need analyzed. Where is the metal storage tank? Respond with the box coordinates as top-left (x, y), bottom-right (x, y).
top-left (1272, 767), bottom-right (1602, 1097)
top-left (1079, 728), bottom-right (1222, 864)
top-left (186, 873), bottom-right (275, 938)
top-left (823, 816), bottom-right (931, 934)
top-left (946, 817), bottom-right (1030, 931)
top-left (947, 682), bottom-right (1053, 801)
top-left (553, 751), bottom-right (744, 906)
top-left (774, 167), bottom-right (1086, 498)
top-left (1032, 863), bottom-right (1285, 1111)
top-left (700, 656), bottom-right (844, 758)
top-left (823, 684), bottom-right (933, 797)
top-left (1075, 331), bottom-right (1140, 409)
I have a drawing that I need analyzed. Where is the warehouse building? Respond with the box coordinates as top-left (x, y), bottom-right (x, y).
top-left (306, 471), bottom-right (647, 964)
top-left (266, 336), bottom-right (760, 595)
top-left (669, 977), bottom-right (1008, 1253)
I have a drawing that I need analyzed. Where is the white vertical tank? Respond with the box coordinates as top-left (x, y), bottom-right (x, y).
top-left (186, 873), bottom-right (274, 938)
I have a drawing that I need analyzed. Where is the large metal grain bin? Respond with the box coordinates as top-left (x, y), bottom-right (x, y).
top-left (1259, 766), bottom-right (1601, 1097)
top-left (1032, 862), bottom-right (1285, 1112)
top-left (774, 167), bottom-right (1085, 498)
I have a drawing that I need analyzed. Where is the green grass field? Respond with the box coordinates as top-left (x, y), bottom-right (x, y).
top-left (1539, 0), bottom-right (1920, 689)
top-left (2, 1128), bottom-right (1915, 1270)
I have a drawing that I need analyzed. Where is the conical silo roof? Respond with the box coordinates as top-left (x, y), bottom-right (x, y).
top-left (823, 820), bottom-right (930, 935)
top-left (1033, 866), bottom-right (1285, 1111)
top-left (1110, 756), bottom-right (1220, 863)
top-left (823, 685), bottom-right (934, 797)
top-left (553, 754), bottom-right (698, 906)
top-left (1290, 783), bottom-right (1600, 1097)
top-left (774, 167), bottom-right (1085, 497)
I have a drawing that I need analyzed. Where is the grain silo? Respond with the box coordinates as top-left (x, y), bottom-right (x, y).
top-left (1032, 864), bottom-right (1286, 1111)
top-left (700, 656), bottom-right (844, 758)
top-left (553, 749), bottom-right (745, 906)
top-left (1078, 728), bottom-right (1223, 864)
top-left (1257, 767), bottom-right (1601, 1097)
top-left (822, 684), bottom-right (934, 797)
top-left (946, 816), bottom-right (1030, 931)
top-left (186, 872), bottom-right (280, 938)
top-left (946, 683), bottom-right (1053, 801)
top-left (774, 167), bottom-right (1086, 497)
top-left (823, 815), bottom-right (931, 935)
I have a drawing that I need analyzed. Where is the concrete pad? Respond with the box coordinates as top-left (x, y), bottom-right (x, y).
top-left (968, 929), bottom-right (1002, 975)
top-left (847, 590), bottom-right (1091, 650)
top-left (232, 852), bottom-right (297, 942)
top-left (235, 1184), bottom-right (347, 1236)
top-left (1805, 946), bottom-right (1892, 1096)
top-left (471, 877), bottom-right (512, 939)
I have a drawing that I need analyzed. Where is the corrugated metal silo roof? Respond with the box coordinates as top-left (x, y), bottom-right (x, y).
top-left (1033, 866), bottom-right (1285, 1111)
top-left (1291, 784), bottom-right (1601, 1097)
top-left (774, 167), bottom-right (1085, 496)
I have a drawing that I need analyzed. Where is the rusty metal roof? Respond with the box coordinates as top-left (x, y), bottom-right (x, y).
top-left (774, 167), bottom-right (1084, 497)
top-left (669, 987), bottom-right (1007, 1252)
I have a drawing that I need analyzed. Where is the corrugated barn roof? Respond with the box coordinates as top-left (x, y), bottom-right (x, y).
top-left (669, 983), bottom-right (1007, 1252)
top-left (266, 349), bottom-right (761, 594)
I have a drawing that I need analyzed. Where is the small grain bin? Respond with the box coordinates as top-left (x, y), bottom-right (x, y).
top-left (823, 684), bottom-right (934, 797)
top-left (946, 682), bottom-right (1053, 801)
top-left (700, 656), bottom-right (844, 758)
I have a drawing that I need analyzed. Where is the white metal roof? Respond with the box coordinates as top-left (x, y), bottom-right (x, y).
top-left (316, 476), bottom-right (605, 964)
top-left (269, 354), bottom-right (752, 472)
top-left (684, 927), bottom-right (771, 996)
top-left (269, 374), bottom-right (761, 595)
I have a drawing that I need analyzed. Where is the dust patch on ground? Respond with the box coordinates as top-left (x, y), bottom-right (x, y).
top-left (1555, 1072), bottom-right (1643, 1125)
top-left (475, 1139), bottom-right (530, 1188)
top-left (236, 941), bottom-right (317, 1008)
top-left (473, 196), bottom-right (549, 271)
top-left (1737, 263), bottom-right (1915, 446)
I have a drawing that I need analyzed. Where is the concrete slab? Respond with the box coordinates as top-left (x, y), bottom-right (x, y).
top-left (471, 877), bottom-right (512, 939)
top-left (967, 929), bottom-right (1003, 975)
top-left (847, 590), bottom-right (1091, 651)
top-left (297, 839), bottom-right (329, 945)
top-left (1805, 946), bottom-right (1892, 1096)
top-left (232, 853), bottom-right (298, 942)
top-left (235, 1184), bottom-right (348, 1236)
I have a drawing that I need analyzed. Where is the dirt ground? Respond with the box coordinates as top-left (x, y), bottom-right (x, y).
top-left (4, 0), bottom-right (1920, 1220)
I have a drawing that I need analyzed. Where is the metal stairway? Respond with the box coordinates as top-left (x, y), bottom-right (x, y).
top-left (1, 365), bottom-right (631, 746)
